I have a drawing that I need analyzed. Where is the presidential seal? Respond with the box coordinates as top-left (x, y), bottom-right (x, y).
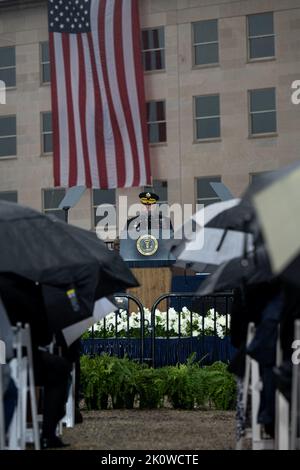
top-left (136, 234), bottom-right (159, 256)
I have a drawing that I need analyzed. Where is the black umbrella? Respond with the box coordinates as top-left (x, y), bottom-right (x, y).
top-left (197, 247), bottom-right (273, 296)
top-left (0, 201), bottom-right (138, 332)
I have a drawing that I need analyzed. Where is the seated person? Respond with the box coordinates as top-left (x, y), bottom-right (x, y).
top-left (0, 273), bottom-right (72, 449)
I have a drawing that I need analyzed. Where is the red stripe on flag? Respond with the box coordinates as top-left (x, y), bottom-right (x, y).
top-left (99, 0), bottom-right (126, 188)
top-left (87, 33), bottom-right (108, 189)
top-left (62, 33), bottom-right (78, 186)
top-left (114, 0), bottom-right (140, 187)
top-left (132, 0), bottom-right (151, 185)
top-left (77, 35), bottom-right (92, 188)
top-left (49, 33), bottom-right (60, 187)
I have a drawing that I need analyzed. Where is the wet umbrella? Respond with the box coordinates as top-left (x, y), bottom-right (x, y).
top-left (206, 163), bottom-right (300, 233)
top-left (253, 165), bottom-right (300, 286)
top-left (197, 246), bottom-right (272, 296)
top-left (0, 201), bottom-right (138, 332)
top-left (172, 225), bottom-right (254, 269)
top-left (0, 200), bottom-right (137, 291)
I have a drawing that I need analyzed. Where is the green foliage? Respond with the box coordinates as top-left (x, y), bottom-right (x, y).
top-left (80, 355), bottom-right (236, 411)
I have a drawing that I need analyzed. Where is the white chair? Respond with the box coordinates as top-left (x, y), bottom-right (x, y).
top-left (291, 320), bottom-right (300, 450)
top-left (60, 363), bottom-right (76, 431)
top-left (0, 365), bottom-right (5, 450)
top-left (237, 323), bottom-right (274, 450)
top-left (7, 324), bottom-right (40, 450)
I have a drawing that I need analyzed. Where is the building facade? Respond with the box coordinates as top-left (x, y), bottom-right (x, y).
top-left (0, 0), bottom-right (299, 233)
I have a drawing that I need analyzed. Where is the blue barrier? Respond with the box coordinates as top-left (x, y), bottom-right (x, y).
top-left (81, 336), bottom-right (236, 367)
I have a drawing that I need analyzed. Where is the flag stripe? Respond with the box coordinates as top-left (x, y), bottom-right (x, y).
top-left (99, 0), bottom-right (126, 188)
top-left (62, 33), bottom-right (78, 186)
top-left (114, 0), bottom-right (140, 187)
top-left (77, 34), bottom-right (92, 188)
top-left (54, 33), bottom-right (69, 186)
top-left (49, 0), bottom-right (151, 189)
top-left (131, 0), bottom-right (151, 184)
top-left (49, 33), bottom-right (60, 186)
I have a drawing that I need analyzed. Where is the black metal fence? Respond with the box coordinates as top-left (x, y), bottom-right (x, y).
top-left (81, 292), bottom-right (236, 367)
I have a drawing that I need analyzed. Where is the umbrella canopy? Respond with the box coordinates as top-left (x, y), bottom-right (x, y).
top-left (253, 165), bottom-right (300, 286)
top-left (0, 201), bottom-right (138, 332)
top-left (172, 226), bottom-right (254, 268)
top-left (197, 247), bottom-right (272, 296)
top-left (206, 163), bottom-right (300, 233)
top-left (0, 200), bottom-right (137, 292)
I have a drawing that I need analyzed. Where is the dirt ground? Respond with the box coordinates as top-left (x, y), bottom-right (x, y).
top-left (63, 410), bottom-right (236, 450)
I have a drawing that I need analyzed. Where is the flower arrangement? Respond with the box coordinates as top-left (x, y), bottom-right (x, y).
top-left (84, 307), bottom-right (230, 339)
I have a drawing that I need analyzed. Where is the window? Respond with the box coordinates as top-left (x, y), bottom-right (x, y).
top-left (92, 189), bottom-right (116, 234)
top-left (40, 42), bottom-right (50, 84)
top-left (0, 115), bottom-right (16, 157)
top-left (193, 19), bottom-right (219, 66)
top-left (248, 12), bottom-right (275, 60)
top-left (42, 188), bottom-right (66, 221)
top-left (0, 191), bottom-right (17, 203)
top-left (0, 46), bottom-right (16, 88)
top-left (147, 100), bottom-right (167, 144)
top-left (144, 180), bottom-right (168, 205)
top-left (41, 112), bottom-right (53, 154)
top-left (142, 27), bottom-right (165, 71)
top-left (196, 176), bottom-right (221, 207)
top-left (194, 94), bottom-right (220, 140)
top-left (249, 88), bottom-right (277, 135)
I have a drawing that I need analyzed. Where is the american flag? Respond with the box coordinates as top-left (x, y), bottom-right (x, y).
top-left (48, 0), bottom-right (151, 189)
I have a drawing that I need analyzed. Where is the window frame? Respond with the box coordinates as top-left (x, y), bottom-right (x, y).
top-left (0, 190), bottom-right (18, 203)
top-left (248, 87), bottom-right (277, 137)
top-left (247, 12), bottom-right (275, 62)
top-left (40, 41), bottom-right (51, 85)
top-left (41, 111), bottom-right (53, 156)
top-left (144, 179), bottom-right (168, 206)
top-left (141, 26), bottom-right (166, 73)
top-left (0, 114), bottom-right (17, 159)
top-left (193, 94), bottom-right (221, 142)
top-left (42, 188), bottom-right (66, 220)
top-left (91, 188), bottom-right (117, 238)
top-left (192, 19), bottom-right (219, 68)
top-left (0, 46), bottom-right (16, 89)
top-left (147, 99), bottom-right (167, 145)
top-left (195, 176), bottom-right (222, 208)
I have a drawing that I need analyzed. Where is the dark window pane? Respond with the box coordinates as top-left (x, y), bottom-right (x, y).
top-left (46, 209), bottom-right (65, 221)
top-left (196, 117), bottom-right (220, 139)
top-left (193, 20), bottom-right (218, 44)
top-left (194, 43), bottom-right (219, 65)
top-left (248, 12), bottom-right (274, 37)
top-left (143, 50), bottom-right (165, 71)
top-left (93, 189), bottom-right (116, 206)
top-left (249, 36), bottom-right (275, 59)
top-left (250, 88), bottom-right (276, 112)
top-left (142, 27), bottom-right (164, 50)
top-left (42, 63), bottom-right (51, 83)
top-left (43, 189), bottom-right (66, 209)
top-left (43, 112), bottom-right (52, 132)
top-left (197, 176), bottom-right (221, 200)
top-left (0, 116), bottom-right (16, 136)
top-left (0, 191), bottom-right (17, 202)
top-left (43, 134), bottom-right (53, 153)
top-left (147, 101), bottom-right (165, 122)
top-left (195, 95), bottom-right (220, 118)
top-left (148, 122), bottom-right (167, 143)
top-left (0, 137), bottom-right (16, 156)
top-left (0, 47), bottom-right (15, 68)
top-left (0, 68), bottom-right (16, 88)
top-left (251, 111), bottom-right (277, 134)
top-left (41, 42), bottom-right (49, 62)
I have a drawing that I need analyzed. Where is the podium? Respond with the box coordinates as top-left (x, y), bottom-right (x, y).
top-left (119, 213), bottom-right (176, 307)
